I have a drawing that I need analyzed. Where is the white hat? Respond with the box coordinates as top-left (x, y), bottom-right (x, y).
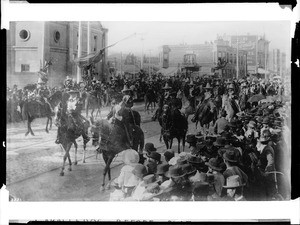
top-left (37, 77), bottom-right (45, 84)
top-left (122, 149), bottom-right (140, 165)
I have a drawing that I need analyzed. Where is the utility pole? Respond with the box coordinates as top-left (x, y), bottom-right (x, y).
top-left (120, 52), bottom-right (123, 77)
top-left (77, 21), bottom-right (82, 83)
top-left (87, 21), bottom-right (91, 78)
top-left (236, 36), bottom-right (239, 79)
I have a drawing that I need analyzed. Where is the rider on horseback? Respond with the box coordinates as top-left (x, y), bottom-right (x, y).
top-left (36, 77), bottom-right (53, 111)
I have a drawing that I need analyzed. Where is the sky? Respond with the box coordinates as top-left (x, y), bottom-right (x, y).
top-left (101, 21), bottom-right (291, 57)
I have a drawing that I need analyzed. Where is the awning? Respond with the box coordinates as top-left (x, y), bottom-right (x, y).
top-left (257, 68), bottom-right (270, 74)
top-left (157, 67), bottom-right (179, 77)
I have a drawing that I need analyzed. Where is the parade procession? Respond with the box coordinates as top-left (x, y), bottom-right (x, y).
top-left (6, 21), bottom-right (291, 202)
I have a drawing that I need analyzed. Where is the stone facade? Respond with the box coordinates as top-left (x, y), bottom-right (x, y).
top-left (7, 21), bottom-right (108, 88)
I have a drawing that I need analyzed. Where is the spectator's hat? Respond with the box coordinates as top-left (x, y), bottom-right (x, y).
top-left (145, 143), bottom-right (157, 155)
top-left (205, 157), bottom-right (223, 172)
top-left (186, 134), bottom-right (197, 143)
top-left (222, 150), bottom-right (238, 162)
top-left (166, 165), bottom-right (186, 178)
top-left (187, 155), bottom-right (203, 164)
top-left (156, 163), bottom-right (170, 176)
top-left (37, 77), bottom-right (45, 84)
top-left (123, 149), bottom-right (140, 165)
top-left (260, 129), bottom-right (272, 143)
top-left (189, 80), bottom-right (195, 86)
top-left (168, 156), bottom-right (180, 166)
top-left (176, 158), bottom-right (188, 166)
top-left (213, 137), bottom-right (226, 147)
top-left (181, 163), bottom-right (197, 175)
top-left (214, 81), bottom-right (220, 86)
top-left (142, 174), bottom-right (158, 187)
top-left (148, 152), bottom-right (161, 162)
top-left (192, 181), bottom-right (209, 197)
top-left (223, 175), bottom-right (245, 189)
top-left (228, 83), bottom-right (235, 90)
top-left (163, 149), bottom-right (175, 162)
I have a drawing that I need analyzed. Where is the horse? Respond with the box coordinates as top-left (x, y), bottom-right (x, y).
top-left (176, 89), bottom-right (195, 119)
top-left (21, 90), bottom-right (62, 136)
top-left (84, 91), bottom-right (102, 118)
top-left (90, 110), bottom-right (145, 191)
top-left (144, 88), bottom-right (157, 113)
top-left (222, 94), bottom-right (240, 122)
top-left (161, 100), bottom-right (188, 154)
top-left (191, 97), bottom-right (217, 135)
top-left (54, 92), bottom-right (90, 176)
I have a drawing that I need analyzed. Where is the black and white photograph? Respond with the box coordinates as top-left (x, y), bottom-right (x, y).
top-left (2, 2), bottom-right (299, 223)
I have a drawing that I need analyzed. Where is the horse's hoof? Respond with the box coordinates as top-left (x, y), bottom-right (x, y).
top-left (25, 132), bottom-right (29, 136)
top-left (45, 130), bottom-right (49, 133)
top-left (31, 133), bottom-right (35, 136)
top-left (100, 186), bottom-right (105, 192)
top-left (82, 160), bottom-right (86, 163)
top-left (60, 171), bottom-right (64, 176)
top-left (74, 161), bottom-right (78, 165)
top-left (68, 167), bottom-right (72, 171)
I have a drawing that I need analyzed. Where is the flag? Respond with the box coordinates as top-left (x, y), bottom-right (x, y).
top-left (74, 48), bottom-right (105, 68)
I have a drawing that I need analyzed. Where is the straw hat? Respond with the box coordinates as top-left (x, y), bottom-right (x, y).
top-left (223, 175), bottom-right (245, 189)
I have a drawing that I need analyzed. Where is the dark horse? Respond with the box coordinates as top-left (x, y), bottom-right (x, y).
top-left (84, 90), bottom-right (102, 118)
top-left (54, 91), bottom-right (90, 176)
top-left (90, 108), bottom-right (144, 191)
top-left (144, 87), bottom-right (157, 113)
top-left (22, 90), bottom-right (62, 136)
top-left (161, 99), bottom-right (188, 154)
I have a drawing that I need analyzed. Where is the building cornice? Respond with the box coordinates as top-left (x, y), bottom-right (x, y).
top-left (50, 46), bottom-right (69, 54)
top-left (13, 46), bottom-right (38, 51)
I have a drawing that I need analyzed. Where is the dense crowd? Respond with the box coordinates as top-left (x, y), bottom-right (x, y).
top-left (108, 73), bottom-right (290, 201)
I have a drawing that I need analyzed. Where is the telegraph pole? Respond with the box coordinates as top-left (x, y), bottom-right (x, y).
top-left (77, 21), bottom-right (82, 83)
top-left (236, 36), bottom-right (239, 79)
top-left (87, 21), bottom-right (91, 78)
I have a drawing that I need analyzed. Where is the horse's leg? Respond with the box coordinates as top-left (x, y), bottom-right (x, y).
top-left (45, 117), bottom-right (49, 133)
top-left (100, 152), bottom-right (111, 191)
top-left (105, 157), bottom-right (114, 190)
top-left (74, 141), bottom-right (78, 165)
top-left (49, 117), bottom-right (52, 130)
top-left (60, 142), bottom-right (71, 176)
top-left (182, 134), bottom-right (186, 152)
top-left (82, 136), bottom-right (86, 163)
top-left (67, 146), bottom-right (72, 172)
top-left (85, 98), bottom-right (89, 118)
top-left (25, 118), bottom-right (30, 136)
top-left (28, 119), bottom-right (35, 136)
top-left (177, 137), bottom-right (181, 154)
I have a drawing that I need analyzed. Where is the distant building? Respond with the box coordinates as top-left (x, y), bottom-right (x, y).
top-left (7, 21), bottom-right (108, 88)
top-left (161, 38), bottom-right (247, 79)
top-left (231, 34), bottom-right (269, 75)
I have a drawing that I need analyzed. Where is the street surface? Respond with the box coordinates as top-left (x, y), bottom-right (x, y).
top-left (6, 102), bottom-right (198, 201)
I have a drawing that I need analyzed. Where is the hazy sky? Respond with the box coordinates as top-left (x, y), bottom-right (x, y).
top-left (102, 21), bottom-right (291, 56)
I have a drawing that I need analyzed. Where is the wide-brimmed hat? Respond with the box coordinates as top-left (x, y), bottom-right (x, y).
top-left (162, 83), bottom-right (172, 90)
top-left (123, 149), bottom-right (140, 165)
top-left (168, 156), bottom-right (180, 166)
top-left (132, 164), bottom-right (148, 178)
top-left (177, 158), bottom-right (188, 166)
top-left (156, 163), bottom-right (170, 176)
top-left (222, 150), bottom-right (238, 162)
top-left (142, 174), bottom-right (158, 187)
top-left (163, 150), bottom-right (175, 162)
top-left (214, 81), bottom-right (220, 86)
top-left (187, 155), bottom-right (203, 164)
top-left (213, 137), bottom-right (226, 147)
top-left (186, 134), bottom-right (197, 143)
top-left (148, 152), bottom-right (161, 162)
top-left (223, 175), bottom-right (245, 189)
top-left (121, 85), bottom-right (132, 93)
top-left (145, 143), bottom-right (157, 155)
top-left (204, 83), bottom-right (212, 89)
top-left (166, 165), bottom-right (186, 178)
top-left (227, 83), bottom-right (235, 90)
top-left (205, 157), bottom-right (223, 171)
top-left (181, 164), bottom-right (197, 175)
top-left (192, 181), bottom-right (209, 197)
top-left (247, 120), bottom-right (256, 129)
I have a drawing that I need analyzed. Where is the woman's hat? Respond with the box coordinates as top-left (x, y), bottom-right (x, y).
top-left (123, 149), bottom-right (140, 165)
top-left (260, 129), bottom-right (272, 143)
top-left (162, 83), bottom-right (172, 90)
top-left (148, 152), bottom-right (161, 162)
top-left (168, 156), bottom-right (180, 166)
top-left (166, 165), bottom-right (186, 178)
top-left (213, 137), bottom-right (226, 147)
top-left (132, 164), bottom-right (148, 178)
top-left (145, 143), bottom-right (157, 155)
top-left (222, 150), bottom-right (238, 163)
top-left (186, 134), bottom-right (197, 143)
top-left (205, 158), bottom-right (223, 171)
top-left (156, 163), bottom-right (170, 176)
top-left (176, 158), bottom-right (188, 166)
top-left (223, 175), bottom-right (245, 189)
top-left (181, 164), bottom-right (197, 175)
